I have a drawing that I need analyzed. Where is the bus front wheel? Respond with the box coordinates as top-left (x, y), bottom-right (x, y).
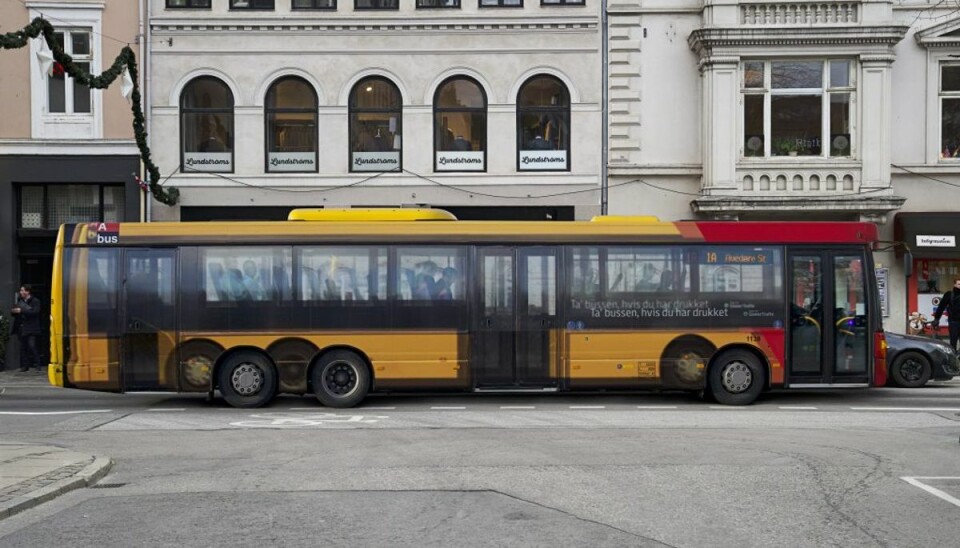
top-left (218, 351), bottom-right (278, 408)
top-left (708, 350), bottom-right (765, 406)
top-left (312, 350), bottom-right (370, 408)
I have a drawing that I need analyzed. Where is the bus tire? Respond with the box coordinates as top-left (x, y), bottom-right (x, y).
top-left (218, 351), bottom-right (277, 408)
top-left (312, 350), bottom-right (370, 408)
top-left (889, 351), bottom-right (932, 388)
top-left (708, 350), bottom-right (764, 406)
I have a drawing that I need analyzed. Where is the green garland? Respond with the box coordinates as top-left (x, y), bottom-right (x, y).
top-left (2, 17), bottom-right (179, 206)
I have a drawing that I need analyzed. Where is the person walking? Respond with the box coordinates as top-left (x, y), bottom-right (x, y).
top-left (932, 278), bottom-right (960, 352)
top-left (10, 284), bottom-right (43, 372)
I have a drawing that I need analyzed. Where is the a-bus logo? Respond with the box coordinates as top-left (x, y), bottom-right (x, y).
top-left (88, 222), bottom-right (119, 244)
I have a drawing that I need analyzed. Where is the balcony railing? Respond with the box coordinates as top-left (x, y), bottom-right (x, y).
top-left (740, 2), bottom-right (859, 25)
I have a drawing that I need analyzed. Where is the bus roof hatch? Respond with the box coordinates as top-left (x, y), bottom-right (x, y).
top-left (288, 208), bottom-right (458, 222)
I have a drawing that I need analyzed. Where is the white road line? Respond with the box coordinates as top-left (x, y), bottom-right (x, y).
top-left (636, 406), bottom-right (678, 409)
top-left (570, 405), bottom-right (605, 409)
top-left (431, 406), bottom-right (466, 410)
top-left (709, 406), bottom-right (754, 410)
top-left (500, 406), bottom-right (536, 409)
top-left (851, 407), bottom-right (960, 412)
top-left (0, 409), bottom-right (112, 415)
top-left (901, 477), bottom-right (960, 509)
top-left (147, 408), bottom-right (186, 412)
top-left (288, 407), bottom-right (322, 411)
top-left (360, 407), bottom-right (397, 410)
top-left (779, 406), bottom-right (818, 410)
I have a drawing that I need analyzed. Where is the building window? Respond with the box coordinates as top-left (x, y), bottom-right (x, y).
top-left (940, 64), bottom-right (960, 159)
top-left (19, 185), bottom-right (125, 230)
top-left (166, 0), bottom-right (211, 7)
top-left (292, 0), bottom-right (336, 8)
top-left (517, 75), bottom-right (571, 171)
top-left (180, 77), bottom-right (234, 173)
top-left (480, 0), bottom-right (522, 6)
top-left (265, 77), bottom-right (318, 173)
top-left (742, 60), bottom-right (854, 158)
top-left (434, 77), bottom-right (486, 172)
top-left (355, 0), bottom-right (399, 9)
top-left (418, 0), bottom-right (460, 7)
top-left (48, 30), bottom-right (92, 115)
top-left (541, 0), bottom-right (584, 4)
top-left (349, 77), bottom-right (402, 172)
top-left (229, 0), bottom-right (275, 8)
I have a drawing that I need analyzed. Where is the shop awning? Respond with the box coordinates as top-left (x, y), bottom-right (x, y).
top-left (894, 212), bottom-right (960, 258)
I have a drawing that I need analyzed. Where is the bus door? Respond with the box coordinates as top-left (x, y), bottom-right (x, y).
top-left (474, 247), bottom-right (558, 388)
top-left (786, 248), bottom-right (871, 386)
top-left (121, 249), bottom-right (178, 391)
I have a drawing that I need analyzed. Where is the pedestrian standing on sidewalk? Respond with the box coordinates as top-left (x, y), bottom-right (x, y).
top-left (932, 278), bottom-right (960, 352)
top-left (10, 284), bottom-right (43, 372)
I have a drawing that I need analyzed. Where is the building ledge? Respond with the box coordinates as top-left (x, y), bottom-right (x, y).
top-left (691, 193), bottom-right (906, 221)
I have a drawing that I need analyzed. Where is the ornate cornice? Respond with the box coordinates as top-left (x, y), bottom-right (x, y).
top-left (915, 16), bottom-right (960, 48)
top-left (152, 17), bottom-right (598, 34)
top-left (691, 194), bottom-right (906, 215)
top-left (689, 25), bottom-right (909, 58)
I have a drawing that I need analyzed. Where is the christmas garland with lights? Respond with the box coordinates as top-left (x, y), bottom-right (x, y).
top-left (2, 17), bottom-right (179, 205)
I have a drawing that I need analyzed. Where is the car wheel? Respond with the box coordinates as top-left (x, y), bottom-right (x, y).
top-left (312, 350), bottom-right (370, 408)
top-left (708, 349), bottom-right (765, 406)
top-left (890, 351), bottom-right (932, 388)
top-left (218, 351), bottom-right (277, 408)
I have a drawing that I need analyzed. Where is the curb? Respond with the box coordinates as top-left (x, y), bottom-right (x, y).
top-left (0, 456), bottom-right (113, 521)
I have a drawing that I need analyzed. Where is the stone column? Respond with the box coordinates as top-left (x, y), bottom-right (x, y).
top-left (700, 56), bottom-right (740, 195)
top-left (860, 54), bottom-right (895, 190)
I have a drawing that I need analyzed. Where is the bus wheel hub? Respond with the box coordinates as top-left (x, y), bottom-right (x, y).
top-left (232, 364), bottom-right (263, 395)
top-left (721, 362), bottom-right (752, 393)
top-left (325, 363), bottom-right (357, 395)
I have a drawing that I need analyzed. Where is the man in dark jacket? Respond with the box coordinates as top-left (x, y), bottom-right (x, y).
top-left (933, 278), bottom-right (960, 351)
top-left (11, 284), bottom-right (43, 372)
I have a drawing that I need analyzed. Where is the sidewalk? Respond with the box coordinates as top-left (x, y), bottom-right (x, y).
top-left (0, 444), bottom-right (111, 520)
top-left (0, 368), bottom-right (49, 387)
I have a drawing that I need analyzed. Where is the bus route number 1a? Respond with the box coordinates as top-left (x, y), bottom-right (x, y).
top-left (706, 251), bottom-right (718, 263)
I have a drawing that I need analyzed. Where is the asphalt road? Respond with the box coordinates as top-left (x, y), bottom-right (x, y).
top-left (1, 378), bottom-right (959, 547)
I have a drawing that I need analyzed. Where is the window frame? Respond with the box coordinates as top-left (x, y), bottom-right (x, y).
top-left (179, 76), bottom-right (236, 174)
top-left (17, 184), bottom-right (125, 231)
top-left (433, 76), bottom-right (488, 173)
top-left (354, 0), bottom-right (400, 10)
top-left (540, 0), bottom-right (584, 5)
top-left (348, 76), bottom-right (403, 173)
top-left (939, 62), bottom-right (960, 161)
top-left (740, 59), bottom-right (856, 159)
top-left (165, 0), bottom-right (211, 8)
top-left (479, 0), bottom-right (523, 7)
top-left (516, 75), bottom-right (572, 172)
top-left (229, 0), bottom-right (276, 9)
top-left (417, 0), bottom-right (461, 7)
top-left (291, 0), bottom-right (337, 8)
top-left (264, 76), bottom-right (319, 174)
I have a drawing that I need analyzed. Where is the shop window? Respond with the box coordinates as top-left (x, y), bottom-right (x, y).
top-left (940, 64), bottom-right (960, 159)
top-left (517, 75), bottom-right (571, 171)
top-left (265, 77), bottom-right (318, 173)
top-left (180, 76), bottom-right (234, 173)
top-left (166, 0), bottom-right (211, 7)
top-left (47, 30), bottom-right (92, 115)
top-left (18, 184), bottom-right (125, 230)
top-left (349, 77), bottom-right (402, 172)
top-left (229, 0), bottom-right (275, 8)
top-left (355, 0), bottom-right (399, 8)
top-left (292, 0), bottom-right (336, 7)
top-left (434, 77), bottom-right (486, 172)
top-left (742, 60), bottom-right (854, 158)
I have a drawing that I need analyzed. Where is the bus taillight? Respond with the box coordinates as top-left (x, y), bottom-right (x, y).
top-left (873, 331), bottom-right (888, 386)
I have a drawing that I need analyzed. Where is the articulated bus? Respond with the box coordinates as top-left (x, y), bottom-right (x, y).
top-left (48, 209), bottom-right (886, 408)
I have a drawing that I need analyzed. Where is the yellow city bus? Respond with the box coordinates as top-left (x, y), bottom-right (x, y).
top-left (48, 209), bottom-right (887, 408)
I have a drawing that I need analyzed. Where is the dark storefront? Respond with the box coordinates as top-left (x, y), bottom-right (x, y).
top-left (895, 212), bottom-right (960, 325)
top-left (1, 155), bottom-right (140, 370)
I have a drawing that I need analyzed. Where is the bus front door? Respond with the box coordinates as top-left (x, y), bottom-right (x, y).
top-left (121, 249), bottom-right (178, 391)
top-left (786, 249), bottom-right (871, 386)
top-left (474, 247), bottom-right (558, 388)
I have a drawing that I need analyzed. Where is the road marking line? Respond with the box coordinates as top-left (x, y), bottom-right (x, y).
top-left (851, 407), bottom-right (960, 412)
top-left (288, 407), bottom-right (321, 410)
top-left (779, 406), bottom-right (818, 410)
top-left (901, 477), bottom-right (960, 509)
top-left (636, 406), bottom-right (678, 409)
top-left (431, 406), bottom-right (466, 410)
top-left (147, 408), bottom-right (186, 412)
top-left (709, 406), bottom-right (754, 410)
top-left (570, 405), bottom-right (605, 409)
top-left (360, 407), bottom-right (397, 410)
top-left (500, 406), bottom-right (536, 409)
top-left (0, 409), bottom-right (112, 415)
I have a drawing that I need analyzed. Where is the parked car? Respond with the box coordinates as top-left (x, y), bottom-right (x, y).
top-left (885, 331), bottom-right (960, 388)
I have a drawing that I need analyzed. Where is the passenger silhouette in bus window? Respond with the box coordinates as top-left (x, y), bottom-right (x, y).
top-left (435, 267), bottom-right (458, 300)
top-left (241, 260), bottom-right (265, 301)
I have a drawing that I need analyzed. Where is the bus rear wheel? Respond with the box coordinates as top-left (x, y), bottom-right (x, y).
top-left (312, 350), bottom-right (370, 408)
top-left (708, 350), bottom-right (764, 406)
top-left (218, 351), bottom-right (277, 408)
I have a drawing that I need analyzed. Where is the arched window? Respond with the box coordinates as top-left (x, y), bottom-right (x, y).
top-left (349, 77), bottom-right (402, 172)
top-left (434, 77), bottom-right (486, 172)
top-left (181, 76), bottom-right (234, 173)
top-left (265, 77), bottom-right (318, 173)
top-left (517, 75), bottom-right (570, 171)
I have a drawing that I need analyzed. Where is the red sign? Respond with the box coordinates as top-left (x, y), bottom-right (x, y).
top-left (88, 222), bottom-right (119, 244)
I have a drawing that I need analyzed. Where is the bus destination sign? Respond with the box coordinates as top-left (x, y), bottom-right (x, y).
top-left (702, 248), bottom-right (773, 265)
top-left (88, 222), bottom-right (120, 244)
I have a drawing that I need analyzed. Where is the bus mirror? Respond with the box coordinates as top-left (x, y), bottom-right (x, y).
top-left (903, 252), bottom-right (913, 278)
